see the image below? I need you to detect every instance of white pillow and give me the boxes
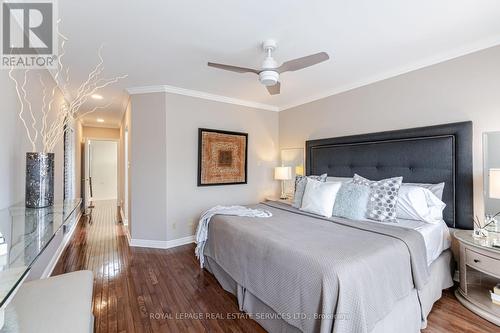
[300,179,342,217]
[292,174,327,208]
[403,182,445,200]
[396,185,446,223]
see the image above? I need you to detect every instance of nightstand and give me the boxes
[454,229,500,325]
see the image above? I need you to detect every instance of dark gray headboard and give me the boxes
[306,121,473,229]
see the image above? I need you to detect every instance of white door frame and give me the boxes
[84,137,120,204]
[123,128,129,226]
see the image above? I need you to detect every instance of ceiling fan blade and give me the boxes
[277,52,329,73]
[207,62,260,74]
[266,82,281,95]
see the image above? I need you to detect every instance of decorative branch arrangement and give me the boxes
[8,29,128,153]
[474,213,499,230]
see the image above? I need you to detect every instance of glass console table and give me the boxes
[0,199,81,327]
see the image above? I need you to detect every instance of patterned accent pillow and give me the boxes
[292,174,328,208]
[352,174,403,222]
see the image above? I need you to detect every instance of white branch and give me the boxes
[10,25,127,153]
[39,74,49,151]
[69,74,128,116]
[8,69,36,151]
[63,66,70,93]
[75,101,113,121]
[54,28,68,89]
[21,70,39,149]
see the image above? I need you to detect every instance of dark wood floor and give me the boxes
[52,201,500,333]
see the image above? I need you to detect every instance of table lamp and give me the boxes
[275,166,292,199]
[295,165,304,176]
[482,168,500,231]
[490,169,500,199]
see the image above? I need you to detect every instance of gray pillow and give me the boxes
[326,176,353,183]
[332,183,370,220]
[352,174,403,222]
[292,174,327,208]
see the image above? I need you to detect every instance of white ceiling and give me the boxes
[58,0,500,127]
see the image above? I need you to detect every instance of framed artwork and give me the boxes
[198,128,248,186]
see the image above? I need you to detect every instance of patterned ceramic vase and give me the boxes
[25,152,54,208]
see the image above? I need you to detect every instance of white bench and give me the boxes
[2,271,94,333]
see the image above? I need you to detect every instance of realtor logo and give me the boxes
[1,0,57,68]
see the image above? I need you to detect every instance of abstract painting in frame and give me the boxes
[198,128,248,186]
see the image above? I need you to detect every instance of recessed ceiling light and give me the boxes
[91,94,104,100]
[97,118,105,123]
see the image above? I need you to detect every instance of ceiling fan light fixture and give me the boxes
[207,39,329,95]
[259,70,279,86]
[262,55,278,69]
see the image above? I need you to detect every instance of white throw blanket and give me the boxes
[195,205,272,268]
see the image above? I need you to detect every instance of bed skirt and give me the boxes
[204,249,454,333]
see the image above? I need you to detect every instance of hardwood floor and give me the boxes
[53,201,500,333]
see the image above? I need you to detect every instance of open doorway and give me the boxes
[85,139,118,205]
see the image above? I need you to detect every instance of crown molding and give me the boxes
[128,36,500,113]
[126,85,280,112]
[280,35,500,111]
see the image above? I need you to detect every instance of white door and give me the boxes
[89,140,118,201]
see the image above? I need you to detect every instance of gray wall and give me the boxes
[127,92,279,242]
[165,93,279,240]
[0,72,21,208]
[130,93,167,241]
[279,45,500,218]
[82,126,120,140]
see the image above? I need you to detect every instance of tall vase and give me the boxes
[25,152,55,208]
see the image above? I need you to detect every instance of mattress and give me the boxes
[370,218,451,266]
[278,199,451,266]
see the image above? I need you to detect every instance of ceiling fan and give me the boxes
[207,39,329,95]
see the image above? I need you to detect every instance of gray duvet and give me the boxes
[203,201,431,333]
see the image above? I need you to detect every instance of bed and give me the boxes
[202,121,474,333]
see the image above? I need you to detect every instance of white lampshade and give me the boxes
[274,166,292,180]
[490,169,500,199]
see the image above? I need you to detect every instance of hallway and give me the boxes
[52,201,498,333]
[51,201,264,333]
[52,200,136,332]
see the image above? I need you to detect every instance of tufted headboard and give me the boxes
[305,121,473,229]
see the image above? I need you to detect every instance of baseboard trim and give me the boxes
[129,235,195,249]
[166,235,196,249]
